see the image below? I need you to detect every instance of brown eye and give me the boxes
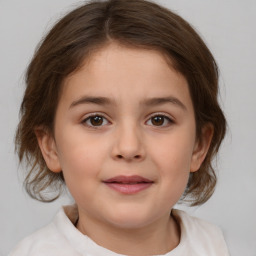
[83,115,109,127]
[151,116,165,126]
[90,116,103,126]
[146,115,173,127]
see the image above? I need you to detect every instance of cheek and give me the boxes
[61,147,102,173]
[57,142,104,201]
[56,130,107,180]
[149,143,191,208]
[150,132,195,173]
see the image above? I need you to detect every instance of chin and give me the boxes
[104,207,158,230]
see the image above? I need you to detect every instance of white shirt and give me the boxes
[9,205,230,256]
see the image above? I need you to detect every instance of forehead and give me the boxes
[66,44,177,81]
[61,43,192,110]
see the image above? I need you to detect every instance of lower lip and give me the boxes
[104,182,153,194]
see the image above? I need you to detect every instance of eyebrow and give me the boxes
[70,95,186,111]
[70,96,112,108]
[142,96,187,110]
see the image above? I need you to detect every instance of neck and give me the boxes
[76,211,180,255]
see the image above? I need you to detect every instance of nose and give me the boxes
[111,122,145,162]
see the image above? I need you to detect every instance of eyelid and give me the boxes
[81,112,111,128]
[80,112,174,128]
[145,112,175,126]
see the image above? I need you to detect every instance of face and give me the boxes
[38,43,211,230]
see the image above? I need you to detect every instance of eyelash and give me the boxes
[81,113,110,128]
[146,113,174,127]
[81,113,174,128]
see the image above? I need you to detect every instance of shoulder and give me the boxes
[173,209,224,237]
[8,206,80,256]
[172,209,230,256]
[9,223,59,256]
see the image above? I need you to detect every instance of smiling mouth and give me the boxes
[103,175,154,194]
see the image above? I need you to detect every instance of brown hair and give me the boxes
[15,0,226,205]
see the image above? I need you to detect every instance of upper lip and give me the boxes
[103,175,154,184]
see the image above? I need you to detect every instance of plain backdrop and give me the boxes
[1,0,256,255]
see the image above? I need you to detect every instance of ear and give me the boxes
[35,128,62,173]
[190,123,214,173]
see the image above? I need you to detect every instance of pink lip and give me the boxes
[103,175,154,194]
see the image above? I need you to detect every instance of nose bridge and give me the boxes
[112,118,145,161]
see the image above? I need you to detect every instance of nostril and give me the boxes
[116,154,141,160]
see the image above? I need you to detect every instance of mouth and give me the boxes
[103,175,154,194]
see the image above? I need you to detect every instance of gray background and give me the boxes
[1,0,256,255]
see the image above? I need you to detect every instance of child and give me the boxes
[10,0,229,255]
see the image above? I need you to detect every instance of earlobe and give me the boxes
[190,124,214,173]
[35,128,62,173]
